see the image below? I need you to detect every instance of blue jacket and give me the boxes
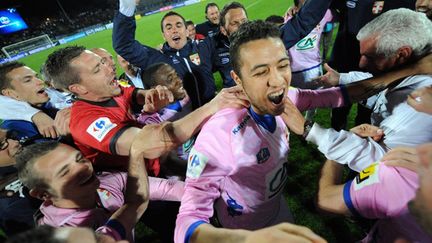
[198,0,334,88]
[113,12,216,109]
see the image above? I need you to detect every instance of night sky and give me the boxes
[0,0,116,19]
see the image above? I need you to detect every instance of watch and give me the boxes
[302,120,314,139]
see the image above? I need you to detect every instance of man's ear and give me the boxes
[396,46,413,65]
[1,88,19,100]
[230,70,242,86]
[68,83,86,96]
[29,188,52,202]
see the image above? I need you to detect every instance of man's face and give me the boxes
[416,0,432,20]
[358,36,400,73]
[162,15,188,50]
[221,8,248,37]
[156,64,186,100]
[233,37,291,116]
[409,143,432,235]
[92,48,116,74]
[206,6,220,25]
[2,66,49,107]
[187,24,196,40]
[0,130,20,167]
[70,50,120,101]
[33,144,99,202]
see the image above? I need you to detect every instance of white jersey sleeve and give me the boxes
[0,95,40,122]
[306,123,386,172]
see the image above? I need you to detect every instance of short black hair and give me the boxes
[44,46,86,91]
[220,2,247,27]
[185,20,194,27]
[229,20,281,78]
[0,61,25,91]
[6,225,62,243]
[15,141,60,192]
[265,15,285,26]
[205,2,219,14]
[160,11,186,32]
[141,62,170,88]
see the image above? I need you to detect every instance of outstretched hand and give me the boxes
[350,124,384,142]
[312,63,340,88]
[381,147,419,172]
[143,85,174,113]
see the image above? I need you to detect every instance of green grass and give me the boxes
[14,0,363,242]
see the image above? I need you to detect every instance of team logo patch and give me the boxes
[97,188,112,201]
[186,147,208,179]
[0,16,10,25]
[86,117,117,142]
[353,163,380,191]
[346,0,357,8]
[256,148,270,164]
[221,57,230,65]
[171,57,180,64]
[372,1,384,14]
[189,53,201,66]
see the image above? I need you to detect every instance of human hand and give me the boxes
[350,124,384,142]
[206,86,249,114]
[32,111,58,138]
[284,6,299,20]
[313,63,340,88]
[280,97,305,135]
[143,85,174,113]
[244,223,326,243]
[54,108,71,136]
[381,147,419,172]
[407,86,432,115]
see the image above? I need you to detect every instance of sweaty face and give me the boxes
[206,6,220,25]
[187,24,196,40]
[358,36,398,74]
[3,66,49,107]
[71,50,120,101]
[162,15,188,50]
[33,144,99,202]
[416,0,432,20]
[0,129,20,167]
[234,38,291,116]
[221,8,248,37]
[409,143,432,235]
[155,64,186,100]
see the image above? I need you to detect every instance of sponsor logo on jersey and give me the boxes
[86,117,117,142]
[0,16,10,25]
[295,34,318,51]
[182,136,196,155]
[117,79,131,88]
[218,52,230,57]
[265,162,289,199]
[256,148,270,164]
[232,115,251,135]
[189,53,201,66]
[186,147,208,179]
[226,194,243,217]
[97,188,112,201]
[372,1,384,14]
[346,0,357,8]
[221,57,230,65]
[354,163,380,191]
[171,56,180,64]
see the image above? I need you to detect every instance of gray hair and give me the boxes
[357,8,432,58]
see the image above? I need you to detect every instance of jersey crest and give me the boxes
[86,117,117,142]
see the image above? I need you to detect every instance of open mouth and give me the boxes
[109,78,118,87]
[268,89,285,105]
[172,36,181,44]
[36,88,46,95]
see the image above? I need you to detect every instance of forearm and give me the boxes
[191,224,249,243]
[345,65,420,103]
[317,160,348,215]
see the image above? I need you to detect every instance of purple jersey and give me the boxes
[175,87,346,243]
[38,172,184,229]
[344,163,432,242]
